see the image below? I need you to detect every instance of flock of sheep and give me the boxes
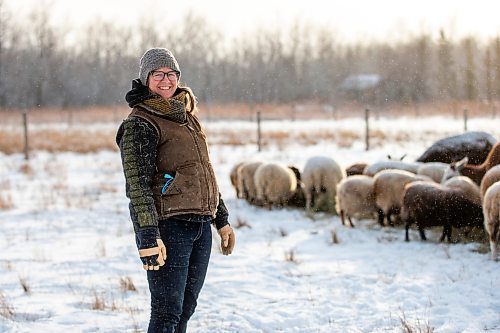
[229,131,500,260]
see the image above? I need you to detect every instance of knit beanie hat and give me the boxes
[139,48,181,86]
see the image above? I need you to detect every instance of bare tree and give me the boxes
[462,37,479,101]
[29,2,58,107]
[485,48,493,103]
[413,34,431,103]
[0,0,5,106]
[495,37,500,101]
[437,29,457,101]
[1,9,498,109]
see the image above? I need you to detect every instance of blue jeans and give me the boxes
[147,217,212,333]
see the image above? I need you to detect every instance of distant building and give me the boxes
[340,74,383,104]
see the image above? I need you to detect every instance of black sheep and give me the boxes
[416,131,496,165]
[401,181,484,242]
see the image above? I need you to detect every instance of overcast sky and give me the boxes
[5,0,500,43]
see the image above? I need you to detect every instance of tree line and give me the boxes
[1,1,500,109]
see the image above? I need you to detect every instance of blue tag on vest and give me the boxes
[161,173,174,194]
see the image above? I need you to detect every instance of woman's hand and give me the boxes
[138,239,167,270]
[218,225,235,255]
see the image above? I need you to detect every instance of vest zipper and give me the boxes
[184,120,214,210]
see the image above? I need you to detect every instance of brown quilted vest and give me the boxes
[129,106,219,219]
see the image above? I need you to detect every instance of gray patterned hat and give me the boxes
[139,48,181,86]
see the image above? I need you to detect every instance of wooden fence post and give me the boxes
[257,111,262,152]
[463,109,468,132]
[22,109,29,160]
[365,108,370,151]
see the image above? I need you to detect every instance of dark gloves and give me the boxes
[213,194,229,230]
[136,228,167,270]
[125,79,156,108]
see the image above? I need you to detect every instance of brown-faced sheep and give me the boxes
[401,181,484,242]
[302,156,345,212]
[336,175,380,227]
[346,163,368,176]
[442,141,500,185]
[254,162,297,207]
[483,181,500,260]
[480,165,500,199]
[416,131,496,164]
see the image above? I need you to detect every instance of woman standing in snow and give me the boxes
[116,47,235,333]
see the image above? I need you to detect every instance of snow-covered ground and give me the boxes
[0,117,499,332]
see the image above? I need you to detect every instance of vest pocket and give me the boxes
[154,163,204,216]
[159,175,181,196]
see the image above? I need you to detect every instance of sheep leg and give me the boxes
[489,222,499,260]
[387,207,401,226]
[405,220,412,242]
[439,226,448,242]
[418,226,427,241]
[447,226,453,243]
[491,241,498,261]
[386,210,394,227]
[242,179,249,200]
[377,209,385,227]
[392,207,401,225]
[440,225,452,243]
[340,210,346,226]
[305,187,312,211]
[347,216,355,228]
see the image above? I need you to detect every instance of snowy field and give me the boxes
[0,116,499,332]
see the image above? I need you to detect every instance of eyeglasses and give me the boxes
[150,70,179,81]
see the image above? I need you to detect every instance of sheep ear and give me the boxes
[454,156,468,171]
[288,165,301,181]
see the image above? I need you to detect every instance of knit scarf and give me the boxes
[140,88,197,124]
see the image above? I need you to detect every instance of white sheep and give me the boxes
[363,160,422,177]
[335,175,379,227]
[443,176,481,206]
[416,162,449,183]
[237,160,264,204]
[483,181,500,260]
[480,165,500,199]
[230,161,246,198]
[302,156,345,212]
[373,169,431,226]
[253,162,297,207]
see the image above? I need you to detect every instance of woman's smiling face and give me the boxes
[147,67,179,99]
